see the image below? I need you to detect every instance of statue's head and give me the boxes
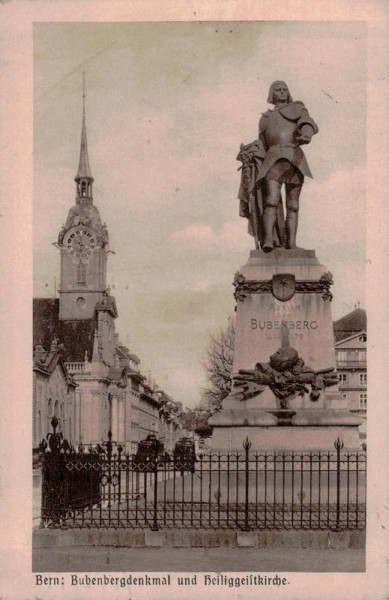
[269,346,299,371]
[267,81,293,105]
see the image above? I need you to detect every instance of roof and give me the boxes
[333,308,367,342]
[334,330,367,348]
[75,100,93,181]
[140,391,160,408]
[33,344,77,387]
[33,298,97,362]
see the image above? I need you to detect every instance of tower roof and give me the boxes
[75,75,93,182]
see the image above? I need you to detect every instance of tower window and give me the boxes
[77,262,86,286]
[82,182,87,197]
[76,296,86,309]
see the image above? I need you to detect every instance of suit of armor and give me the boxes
[238,82,318,251]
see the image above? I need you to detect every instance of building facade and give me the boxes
[333,308,367,442]
[33,339,77,449]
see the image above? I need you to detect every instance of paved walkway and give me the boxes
[33,546,365,573]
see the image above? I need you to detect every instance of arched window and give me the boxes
[77,263,86,286]
[54,400,59,417]
[47,398,53,418]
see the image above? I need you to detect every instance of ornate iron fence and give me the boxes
[40,420,366,532]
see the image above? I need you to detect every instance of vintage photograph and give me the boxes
[32,20,367,573]
[0,4,388,599]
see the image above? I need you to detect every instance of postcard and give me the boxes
[0,2,388,599]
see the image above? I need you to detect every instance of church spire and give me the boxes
[75,73,94,199]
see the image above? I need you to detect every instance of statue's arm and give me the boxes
[296,107,319,144]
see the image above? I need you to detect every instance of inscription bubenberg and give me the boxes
[249,302,318,340]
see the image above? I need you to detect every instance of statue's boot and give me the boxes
[286,212,298,249]
[262,206,277,252]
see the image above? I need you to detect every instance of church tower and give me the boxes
[58,78,110,321]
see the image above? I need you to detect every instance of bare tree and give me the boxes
[181,407,213,437]
[201,317,235,413]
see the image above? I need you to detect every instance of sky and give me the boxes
[33,21,367,408]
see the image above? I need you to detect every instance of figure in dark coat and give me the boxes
[238,81,318,251]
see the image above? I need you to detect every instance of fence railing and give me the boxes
[40,419,366,532]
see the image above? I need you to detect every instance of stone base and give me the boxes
[250,247,316,260]
[232,250,336,372]
[209,409,278,427]
[210,422,362,451]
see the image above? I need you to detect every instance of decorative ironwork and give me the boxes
[40,431,366,533]
[40,418,101,526]
[233,271,334,303]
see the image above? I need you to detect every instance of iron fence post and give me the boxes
[334,437,344,531]
[242,437,252,531]
[151,460,159,531]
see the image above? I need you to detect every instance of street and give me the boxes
[33,546,365,573]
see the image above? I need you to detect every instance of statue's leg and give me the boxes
[285,184,302,249]
[263,180,282,252]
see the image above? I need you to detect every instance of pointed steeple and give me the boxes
[75,73,94,199]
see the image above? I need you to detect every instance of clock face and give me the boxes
[65,228,96,259]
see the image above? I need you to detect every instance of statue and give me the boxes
[58,224,66,245]
[237,81,318,252]
[229,345,338,409]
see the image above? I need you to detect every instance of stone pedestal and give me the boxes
[233,248,335,371]
[209,249,362,451]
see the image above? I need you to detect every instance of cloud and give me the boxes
[300,165,366,254]
[173,219,247,250]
